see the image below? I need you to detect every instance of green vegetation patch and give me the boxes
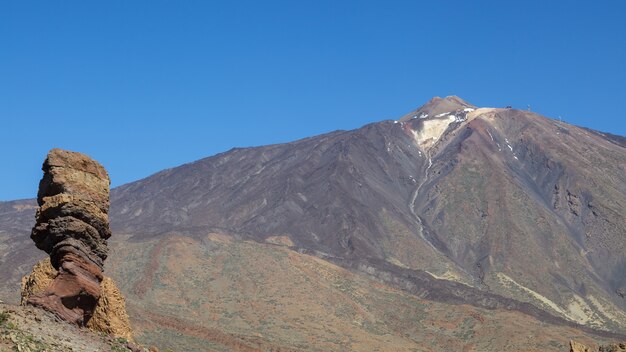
[0,311,9,325]
[0,324,51,352]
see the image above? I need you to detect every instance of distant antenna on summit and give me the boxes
[556,115,569,134]
[527,104,531,111]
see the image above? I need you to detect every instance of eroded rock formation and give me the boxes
[26,149,111,325]
[21,258,133,340]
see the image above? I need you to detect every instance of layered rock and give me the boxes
[26,149,111,325]
[21,258,133,340]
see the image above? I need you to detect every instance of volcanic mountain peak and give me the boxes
[398,96,484,151]
[399,95,477,122]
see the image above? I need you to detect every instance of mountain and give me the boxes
[1,96,625,351]
[0,200,42,302]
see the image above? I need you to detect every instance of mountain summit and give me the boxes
[399,95,476,121]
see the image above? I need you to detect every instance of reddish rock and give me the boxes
[27,149,111,326]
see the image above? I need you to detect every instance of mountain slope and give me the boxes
[0,200,42,302]
[107,97,626,333]
[417,106,626,332]
[106,233,616,351]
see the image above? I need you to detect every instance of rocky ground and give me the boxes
[570,339,626,352]
[0,303,152,352]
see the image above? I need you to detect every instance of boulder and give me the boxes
[570,340,592,352]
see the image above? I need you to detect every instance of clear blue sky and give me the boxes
[1,1,625,201]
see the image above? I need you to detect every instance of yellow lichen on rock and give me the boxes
[569,340,591,352]
[20,258,56,305]
[21,258,133,341]
[87,276,134,341]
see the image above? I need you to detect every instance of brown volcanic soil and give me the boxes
[107,233,612,351]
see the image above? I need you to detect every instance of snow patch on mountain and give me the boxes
[411,115,456,150]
